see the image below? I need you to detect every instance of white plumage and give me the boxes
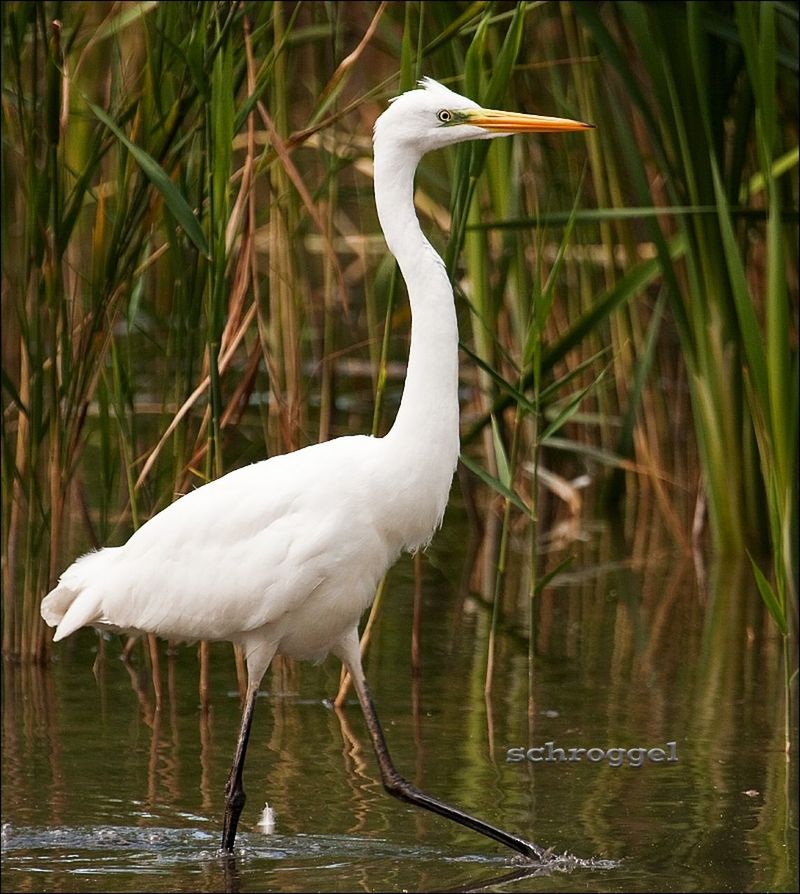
[41,77,591,859]
[42,433,450,657]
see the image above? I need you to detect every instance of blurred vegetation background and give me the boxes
[1,0,797,714]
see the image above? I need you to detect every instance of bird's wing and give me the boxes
[45,436,388,644]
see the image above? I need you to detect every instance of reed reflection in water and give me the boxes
[2,504,796,893]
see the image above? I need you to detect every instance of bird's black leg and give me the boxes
[221,682,259,853]
[347,662,546,862]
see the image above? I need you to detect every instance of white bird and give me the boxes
[41,77,592,859]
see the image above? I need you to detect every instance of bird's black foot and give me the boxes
[221,779,246,852]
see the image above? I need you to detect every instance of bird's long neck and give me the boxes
[373,140,460,482]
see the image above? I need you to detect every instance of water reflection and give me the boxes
[2,516,797,892]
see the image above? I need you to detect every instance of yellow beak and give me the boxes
[465,108,594,133]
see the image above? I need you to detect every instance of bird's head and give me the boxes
[373,77,593,157]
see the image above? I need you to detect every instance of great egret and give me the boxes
[41,77,592,859]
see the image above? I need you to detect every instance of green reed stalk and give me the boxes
[4,0,794,679]
[206,9,235,480]
[574,1,797,631]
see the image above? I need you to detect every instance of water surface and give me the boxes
[2,507,797,892]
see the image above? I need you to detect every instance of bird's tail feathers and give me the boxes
[41,548,118,641]
[42,587,102,641]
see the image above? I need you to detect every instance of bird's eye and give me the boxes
[436,109,452,124]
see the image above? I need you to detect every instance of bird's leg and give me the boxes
[343,650,547,862]
[221,681,259,853]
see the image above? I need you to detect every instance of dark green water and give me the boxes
[2,505,797,892]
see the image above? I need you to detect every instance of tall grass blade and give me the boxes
[87,102,209,257]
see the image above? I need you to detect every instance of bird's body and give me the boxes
[43,430,454,662]
[42,77,591,859]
